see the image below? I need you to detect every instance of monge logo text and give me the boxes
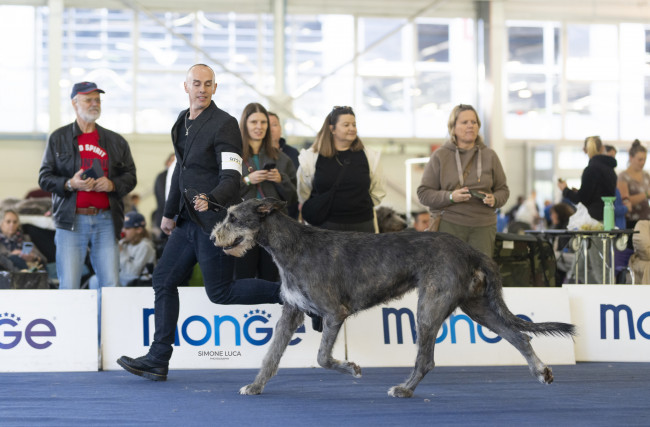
[0,312,57,350]
[600,304,650,340]
[141,308,305,347]
[382,307,532,344]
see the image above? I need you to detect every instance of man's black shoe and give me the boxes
[117,355,168,381]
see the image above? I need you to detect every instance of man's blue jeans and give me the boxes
[54,211,119,289]
[147,219,281,364]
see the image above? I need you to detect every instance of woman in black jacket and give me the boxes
[557,136,617,283]
[558,135,617,222]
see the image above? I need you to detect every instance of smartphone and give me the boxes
[469,190,486,200]
[262,162,276,170]
[21,241,33,255]
[81,159,104,180]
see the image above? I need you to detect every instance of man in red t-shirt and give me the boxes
[38,82,137,291]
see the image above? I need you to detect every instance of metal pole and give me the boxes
[609,236,615,284]
[583,237,588,284]
[602,236,607,284]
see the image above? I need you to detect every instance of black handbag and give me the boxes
[301,160,348,226]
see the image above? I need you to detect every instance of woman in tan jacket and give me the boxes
[417,104,510,257]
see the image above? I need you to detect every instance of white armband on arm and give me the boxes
[221,152,243,175]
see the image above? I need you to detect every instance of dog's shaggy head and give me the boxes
[211,198,285,257]
[376,206,407,233]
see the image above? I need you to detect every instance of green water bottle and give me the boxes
[602,196,616,231]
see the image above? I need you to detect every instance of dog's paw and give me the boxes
[239,383,263,395]
[387,386,413,398]
[346,361,362,378]
[539,366,553,384]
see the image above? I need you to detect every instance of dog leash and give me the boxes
[184,188,227,211]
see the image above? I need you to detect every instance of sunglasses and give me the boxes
[332,105,354,113]
[330,106,354,124]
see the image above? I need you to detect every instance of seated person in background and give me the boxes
[0,209,47,271]
[411,210,431,231]
[118,211,156,285]
[89,211,155,288]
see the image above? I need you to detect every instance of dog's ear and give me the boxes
[256,198,286,217]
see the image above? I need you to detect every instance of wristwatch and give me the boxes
[66,179,74,192]
[244,176,251,186]
[449,192,454,203]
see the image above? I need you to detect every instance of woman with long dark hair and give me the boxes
[297,106,385,232]
[236,102,297,281]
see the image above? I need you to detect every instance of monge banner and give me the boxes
[101,287,343,370]
[566,285,650,362]
[345,288,576,367]
[0,290,98,372]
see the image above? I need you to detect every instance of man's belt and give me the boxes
[75,207,107,215]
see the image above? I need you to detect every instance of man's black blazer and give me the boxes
[163,101,243,234]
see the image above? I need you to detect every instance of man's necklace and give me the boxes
[184,112,193,136]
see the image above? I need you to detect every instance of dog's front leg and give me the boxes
[240,305,304,395]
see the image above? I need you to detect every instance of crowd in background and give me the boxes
[2,73,650,291]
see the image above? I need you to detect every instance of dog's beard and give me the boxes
[222,238,254,257]
[211,227,255,257]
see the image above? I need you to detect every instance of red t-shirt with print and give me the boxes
[76,130,110,209]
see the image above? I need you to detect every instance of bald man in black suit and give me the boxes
[118,64,281,381]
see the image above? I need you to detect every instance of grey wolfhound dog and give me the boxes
[211,198,576,398]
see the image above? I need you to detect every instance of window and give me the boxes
[284,15,333,135]
[2,7,475,139]
[505,22,561,140]
[565,24,619,140]
[508,26,544,65]
[506,21,650,142]
[359,18,408,64]
[357,17,475,138]
[417,23,449,63]
[59,8,135,133]
[0,6,39,132]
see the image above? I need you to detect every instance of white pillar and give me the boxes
[271,0,292,114]
[488,0,505,158]
[48,0,63,131]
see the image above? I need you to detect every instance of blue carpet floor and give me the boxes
[0,363,647,426]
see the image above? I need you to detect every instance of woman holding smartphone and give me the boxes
[237,102,297,281]
[417,104,510,257]
[0,209,47,271]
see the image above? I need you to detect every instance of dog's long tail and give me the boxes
[481,259,576,338]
